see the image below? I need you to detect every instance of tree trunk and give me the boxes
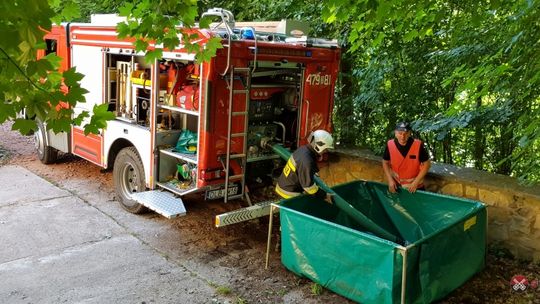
[443,132,453,164]
[496,127,514,175]
[442,83,456,164]
[336,52,355,146]
[473,97,485,170]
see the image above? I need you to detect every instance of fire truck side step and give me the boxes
[130,190,186,219]
[215,200,279,227]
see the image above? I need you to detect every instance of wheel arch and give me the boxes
[106,138,135,170]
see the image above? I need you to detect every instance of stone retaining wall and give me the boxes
[318,148,540,261]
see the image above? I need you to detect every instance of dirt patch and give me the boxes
[1,121,539,303]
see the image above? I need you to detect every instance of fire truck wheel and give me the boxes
[113,147,148,214]
[35,122,58,164]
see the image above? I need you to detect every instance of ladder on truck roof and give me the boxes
[202,8,258,76]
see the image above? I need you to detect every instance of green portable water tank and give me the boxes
[278,180,486,304]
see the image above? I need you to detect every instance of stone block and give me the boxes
[465,186,478,199]
[508,215,533,235]
[478,188,513,207]
[535,214,540,230]
[487,206,512,224]
[523,195,540,207]
[488,222,509,241]
[514,207,535,221]
[334,176,349,184]
[440,183,463,197]
[350,162,364,173]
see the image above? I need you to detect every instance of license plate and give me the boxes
[205,185,239,200]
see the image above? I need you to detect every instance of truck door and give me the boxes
[299,63,335,143]
[69,30,105,166]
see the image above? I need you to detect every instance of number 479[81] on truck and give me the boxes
[35,8,341,227]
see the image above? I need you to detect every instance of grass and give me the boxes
[310,283,323,296]
[216,285,232,295]
[234,297,248,304]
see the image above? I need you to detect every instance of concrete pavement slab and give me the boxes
[0,235,221,304]
[0,195,124,264]
[0,166,227,304]
[0,165,70,206]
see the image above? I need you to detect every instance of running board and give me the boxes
[130,190,186,219]
[215,200,279,227]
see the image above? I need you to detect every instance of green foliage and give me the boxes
[1,0,217,139]
[3,0,538,182]
[200,0,539,182]
[0,0,107,135]
[322,0,540,182]
[116,0,221,64]
[84,104,115,135]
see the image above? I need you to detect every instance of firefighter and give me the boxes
[382,121,431,193]
[275,130,334,204]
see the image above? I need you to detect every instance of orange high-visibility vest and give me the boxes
[387,139,423,187]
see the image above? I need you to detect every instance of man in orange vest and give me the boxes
[382,122,431,193]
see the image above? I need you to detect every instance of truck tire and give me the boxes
[113,147,148,214]
[35,122,58,164]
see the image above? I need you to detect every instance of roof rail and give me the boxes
[201,8,236,75]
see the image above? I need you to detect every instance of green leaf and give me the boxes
[134,39,149,52]
[0,101,16,123]
[59,1,80,22]
[63,68,84,87]
[403,30,418,42]
[198,16,212,29]
[44,53,62,69]
[73,111,89,126]
[373,32,385,47]
[12,118,37,135]
[65,87,88,106]
[46,71,63,87]
[376,1,391,21]
[84,124,99,135]
[84,104,114,135]
[144,49,163,64]
[47,118,71,133]
[118,3,134,17]
[26,61,37,76]
[116,22,130,38]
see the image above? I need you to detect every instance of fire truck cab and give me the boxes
[36,8,341,226]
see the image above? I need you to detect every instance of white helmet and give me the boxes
[308,130,334,154]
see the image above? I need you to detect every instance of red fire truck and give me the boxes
[35,8,340,226]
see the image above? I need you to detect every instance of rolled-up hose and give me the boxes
[270,143,401,244]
